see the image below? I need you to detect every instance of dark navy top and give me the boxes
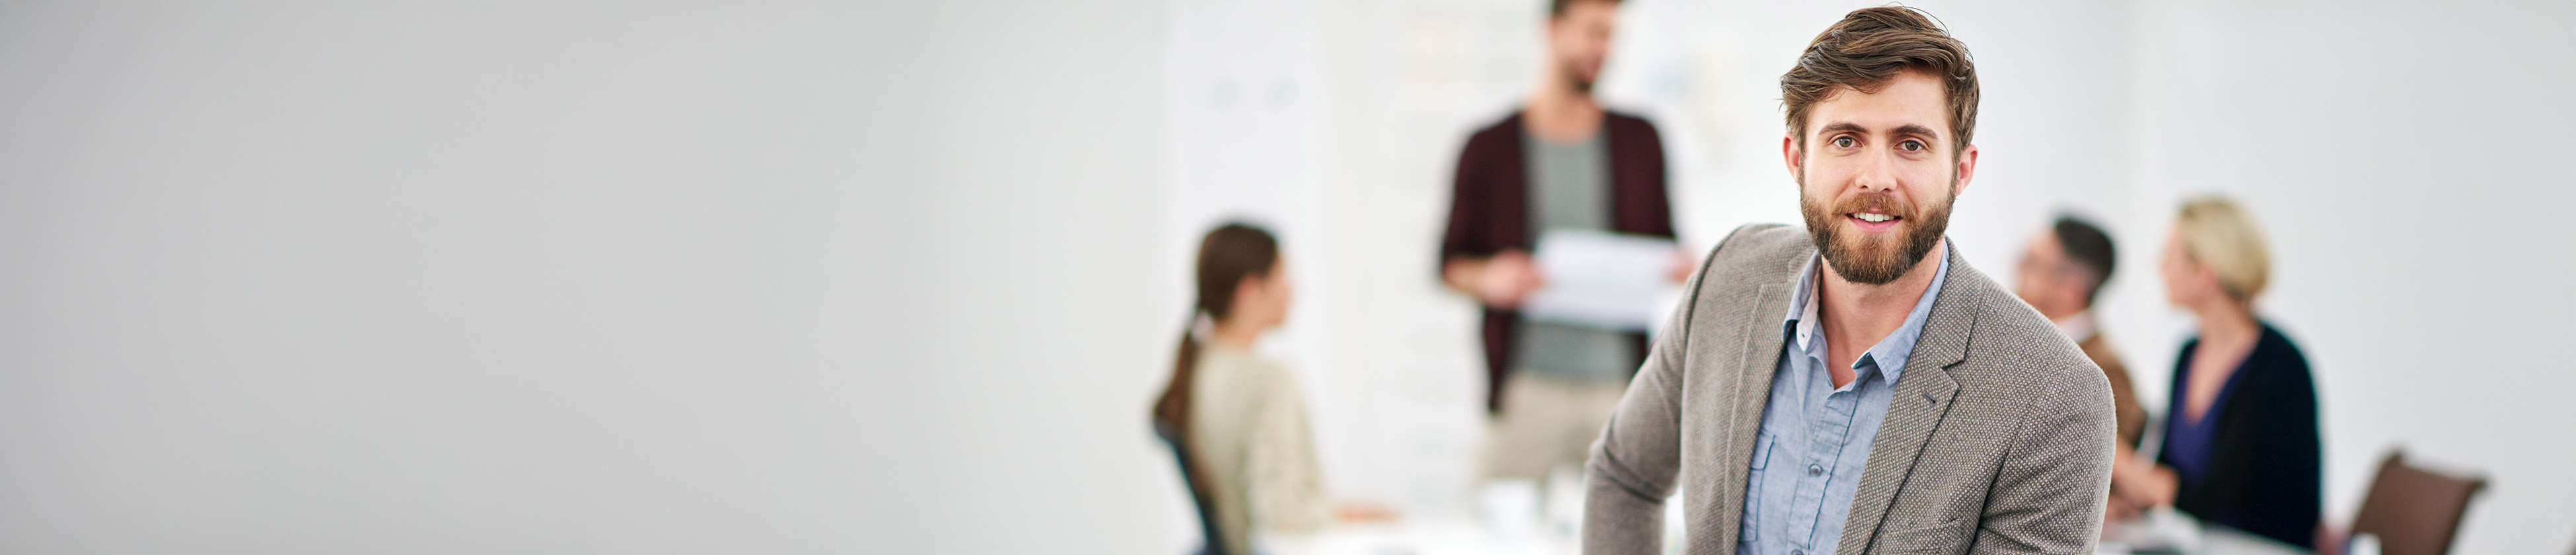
[2154,321,2322,549]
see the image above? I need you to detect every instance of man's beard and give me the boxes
[1799,174,1954,285]
[1562,61,1595,94]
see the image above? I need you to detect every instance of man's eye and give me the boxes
[1832,137,1855,148]
[1900,140,1925,151]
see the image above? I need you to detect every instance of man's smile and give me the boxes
[1848,210,1903,232]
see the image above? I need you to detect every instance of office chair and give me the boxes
[2346,449,2486,555]
[1154,420,1231,555]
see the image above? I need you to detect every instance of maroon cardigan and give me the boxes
[1439,110,1674,413]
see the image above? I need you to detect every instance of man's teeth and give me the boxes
[1853,213,1894,223]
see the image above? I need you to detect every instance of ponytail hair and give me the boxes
[1152,223,1281,442]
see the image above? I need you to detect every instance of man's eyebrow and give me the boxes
[1893,124,1941,139]
[1818,122,1939,137]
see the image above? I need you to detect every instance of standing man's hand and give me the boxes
[1472,250,1547,308]
[1444,250,1547,309]
[1668,248,1698,284]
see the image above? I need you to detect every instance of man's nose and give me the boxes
[1852,147,1898,192]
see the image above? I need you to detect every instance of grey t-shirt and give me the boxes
[1512,131,1635,383]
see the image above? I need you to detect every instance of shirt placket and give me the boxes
[1788,355,1862,553]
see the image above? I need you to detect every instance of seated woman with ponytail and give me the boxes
[1152,223,1382,555]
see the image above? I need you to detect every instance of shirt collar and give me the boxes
[1783,241,1952,387]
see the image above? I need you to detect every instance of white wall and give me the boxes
[0,1,1180,553]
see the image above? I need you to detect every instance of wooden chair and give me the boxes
[2345,449,2486,555]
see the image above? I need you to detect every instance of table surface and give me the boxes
[2099,508,2314,555]
[1269,509,2312,555]
[1270,516,1575,555]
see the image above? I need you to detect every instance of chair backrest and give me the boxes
[1154,420,1231,555]
[2347,449,2486,555]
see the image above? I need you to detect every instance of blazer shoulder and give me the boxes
[1603,110,1663,139]
[2238,324,2320,398]
[1678,224,1811,308]
[2254,324,2316,374]
[1708,223,1805,265]
[1464,112,1524,150]
[1946,262,2106,394]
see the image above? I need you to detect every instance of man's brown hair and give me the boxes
[1548,0,1620,18]
[1780,6,1978,154]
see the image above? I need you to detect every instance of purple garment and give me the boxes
[2160,339,2250,483]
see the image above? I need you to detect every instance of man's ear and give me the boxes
[1951,143,1980,197]
[1781,133,1803,184]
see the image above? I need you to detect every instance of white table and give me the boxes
[2098,508,2313,555]
[1277,508,2307,555]
[1271,517,1578,555]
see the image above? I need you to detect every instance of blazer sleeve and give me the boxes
[1617,115,1676,240]
[1581,225,1739,555]
[1439,128,1503,272]
[1972,363,2116,555]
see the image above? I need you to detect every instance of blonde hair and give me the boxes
[2174,195,2272,302]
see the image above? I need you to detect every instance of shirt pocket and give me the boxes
[1740,433,1775,544]
[1879,515,1973,555]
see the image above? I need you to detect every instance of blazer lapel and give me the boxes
[1712,281,1791,548]
[1833,248,1978,555]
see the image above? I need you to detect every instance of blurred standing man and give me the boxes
[1438,0,1677,482]
[1583,7,2115,555]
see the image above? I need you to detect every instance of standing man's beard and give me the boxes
[1563,61,1596,94]
[1799,174,1954,285]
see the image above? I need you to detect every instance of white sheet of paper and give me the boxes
[1519,229,1676,332]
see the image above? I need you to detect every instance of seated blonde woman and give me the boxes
[2109,196,2321,549]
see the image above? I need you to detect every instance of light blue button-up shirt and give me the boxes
[1737,244,1949,555]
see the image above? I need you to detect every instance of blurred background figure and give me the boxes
[1154,223,1388,555]
[2013,215,2151,520]
[2111,196,2323,549]
[2017,215,2146,447]
[1434,0,1679,484]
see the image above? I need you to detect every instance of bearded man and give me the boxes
[1438,0,1680,483]
[1581,7,2116,555]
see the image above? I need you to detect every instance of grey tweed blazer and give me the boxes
[1583,224,2116,555]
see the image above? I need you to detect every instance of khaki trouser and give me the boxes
[1479,373,1629,482]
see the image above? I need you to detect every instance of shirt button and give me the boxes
[1807,464,1824,476]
